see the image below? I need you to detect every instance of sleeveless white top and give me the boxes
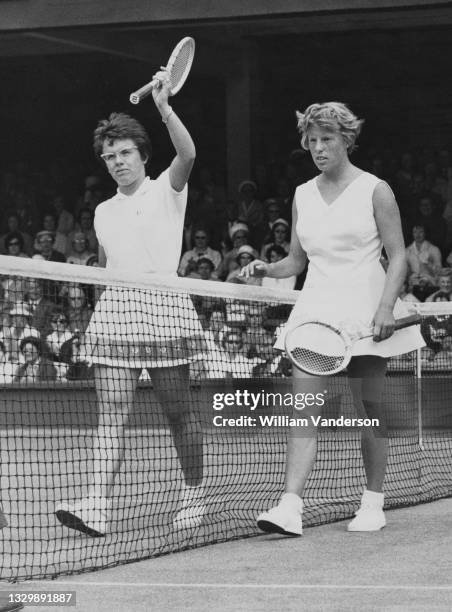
[274,172,425,357]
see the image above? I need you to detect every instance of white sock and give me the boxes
[181,482,205,504]
[361,489,384,508]
[280,493,303,511]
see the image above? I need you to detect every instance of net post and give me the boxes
[415,347,424,451]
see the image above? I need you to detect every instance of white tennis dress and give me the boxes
[84,170,205,369]
[274,172,425,357]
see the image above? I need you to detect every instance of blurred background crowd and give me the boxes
[1,143,452,382]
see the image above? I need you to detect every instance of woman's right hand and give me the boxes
[240,259,270,279]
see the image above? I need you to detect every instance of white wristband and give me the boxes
[162,107,174,124]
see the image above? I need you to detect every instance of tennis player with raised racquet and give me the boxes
[241,102,424,536]
[55,39,206,536]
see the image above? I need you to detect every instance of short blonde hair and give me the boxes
[296,102,364,153]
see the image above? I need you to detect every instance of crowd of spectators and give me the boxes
[1,146,452,382]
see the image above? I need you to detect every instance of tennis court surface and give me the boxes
[2,498,452,611]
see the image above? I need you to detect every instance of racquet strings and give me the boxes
[169,39,195,94]
[288,323,348,374]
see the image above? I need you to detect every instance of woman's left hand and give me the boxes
[372,306,395,342]
[151,67,171,108]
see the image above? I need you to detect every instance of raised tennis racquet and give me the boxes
[285,314,421,376]
[129,37,195,105]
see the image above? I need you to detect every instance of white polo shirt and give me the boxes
[94,169,187,274]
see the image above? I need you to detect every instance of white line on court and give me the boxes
[19,582,452,591]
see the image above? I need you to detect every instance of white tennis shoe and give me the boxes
[172,484,206,530]
[55,496,112,537]
[257,493,303,536]
[348,490,386,532]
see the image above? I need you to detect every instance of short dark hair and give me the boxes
[197,257,215,271]
[5,231,24,250]
[19,336,43,354]
[433,291,450,302]
[93,112,151,162]
[266,244,287,260]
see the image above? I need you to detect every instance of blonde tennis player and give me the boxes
[55,68,206,536]
[242,102,424,535]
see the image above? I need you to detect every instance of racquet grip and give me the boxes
[394,314,421,330]
[129,79,158,105]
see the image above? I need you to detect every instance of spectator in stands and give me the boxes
[256,198,282,245]
[421,313,452,352]
[209,329,263,379]
[37,211,67,256]
[23,278,57,337]
[235,180,264,230]
[203,308,227,351]
[13,190,38,235]
[398,279,420,304]
[406,225,442,298]
[260,219,291,259]
[66,232,95,265]
[4,232,30,259]
[425,270,452,302]
[261,244,297,290]
[64,284,93,333]
[186,257,217,281]
[74,176,104,216]
[51,194,74,237]
[433,335,452,368]
[413,194,448,255]
[4,304,40,363]
[226,245,262,286]
[1,277,28,314]
[60,334,94,380]
[0,212,33,255]
[178,228,222,277]
[275,177,294,222]
[420,345,436,368]
[67,207,98,255]
[432,292,450,302]
[13,336,57,383]
[32,231,65,303]
[45,308,73,361]
[32,231,66,263]
[0,338,15,384]
[218,222,258,280]
[251,331,292,378]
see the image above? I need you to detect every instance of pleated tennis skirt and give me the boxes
[83,287,207,369]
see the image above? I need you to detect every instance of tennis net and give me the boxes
[0,255,451,581]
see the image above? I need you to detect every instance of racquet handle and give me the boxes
[393,313,421,330]
[129,79,158,105]
[361,313,421,339]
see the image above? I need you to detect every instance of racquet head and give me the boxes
[285,321,352,376]
[166,36,195,95]
[129,37,195,104]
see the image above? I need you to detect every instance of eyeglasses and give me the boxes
[8,241,20,246]
[100,146,138,164]
[52,318,67,324]
[195,235,207,240]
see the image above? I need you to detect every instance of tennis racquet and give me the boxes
[285,314,421,376]
[129,37,195,105]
